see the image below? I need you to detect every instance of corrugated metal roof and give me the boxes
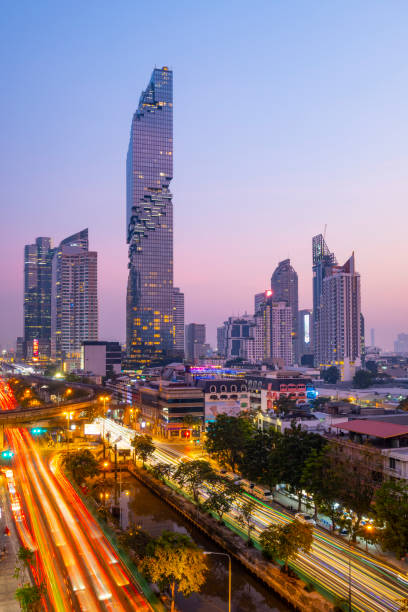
[334,419,408,439]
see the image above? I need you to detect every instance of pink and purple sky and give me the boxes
[1,1,407,350]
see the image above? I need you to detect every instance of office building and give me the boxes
[298,309,313,364]
[271,259,299,363]
[312,234,337,366]
[172,288,184,357]
[24,237,53,360]
[220,316,255,361]
[126,67,174,366]
[81,341,122,377]
[217,326,226,356]
[51,229,98,368]
[395,333,408,355]
[255,291,271,315]
[185,323,206,363]
[320,253,361,380]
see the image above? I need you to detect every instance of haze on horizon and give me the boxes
[1,1,407,351]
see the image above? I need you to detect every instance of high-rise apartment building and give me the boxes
[260,297,293,366]
[24,237,53,360]
[126,67,174,366]
[185,323,206,363]
[395,333,408,355]
[172,288,184,357]
[312,234,337,366]
[319,253,361,379]
[271,259,299,363]
[217,326,226,356]
[51,229,98,367]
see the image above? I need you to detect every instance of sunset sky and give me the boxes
[1,1,407,349]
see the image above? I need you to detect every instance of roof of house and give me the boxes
[334,419,408,439]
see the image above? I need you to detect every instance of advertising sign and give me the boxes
[205,400,242,422]
[84,423,100,435]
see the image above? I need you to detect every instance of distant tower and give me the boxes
[259,294,293,366]
[172,288,185,358]
[51,229,98,366]
[24,237,53,360]
[271,259,298,363]
[185,324,206,364]
[312,234,337,367]
[298,309,313,363]
[370,328,375,347]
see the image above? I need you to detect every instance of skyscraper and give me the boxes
[51,229,98,367]
[126,67,174,366]
[271,259,298,363]
[312,234,337,366]
[320,253,361,380]
[172,288,184,358]
[185,324,206,363]
[24,237,53,360]
[260,296,293,366]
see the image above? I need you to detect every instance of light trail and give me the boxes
[100,417,408,612]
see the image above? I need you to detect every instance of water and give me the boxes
[116,476,290,612]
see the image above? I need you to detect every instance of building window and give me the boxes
[209,394,218,400]
[389,457,396,470]
[210,385,216,393]
[231,385,237,392]
[241,385,247,391]
[221,385,226,392]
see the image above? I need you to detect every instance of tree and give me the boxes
[62,449,99,485]
[374,480,408,558]
[173,460,217,504]
[140,531,208,612]
[365,361,378,375]
[205,414,255,473]
[398,598,408,612]
[203,477,240,522]
[302,446,344,528]
[260,519,313,572]
[236,499,257,544]
[15,584,45,612]
[131,434,155,467]
[274,396,297,416]
[322,366,340,385]
[151,462,174,482]
[353,369,373,389]
[275,424,325,510]
[241,429,281,494]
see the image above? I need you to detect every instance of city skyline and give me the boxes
[1,2,408,350]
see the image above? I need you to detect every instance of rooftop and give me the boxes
[334,419,408,439]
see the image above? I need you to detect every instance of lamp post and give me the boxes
[64,412,73,447]
[99,395,110,458]
[203,551,231,612]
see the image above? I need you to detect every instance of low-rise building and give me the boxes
[246,374,313,412]
[81,341,122,377]
[196,379,249,423]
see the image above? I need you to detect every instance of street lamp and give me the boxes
[364,524,373,552]
[203,551,231,612]
[63,412,73,446]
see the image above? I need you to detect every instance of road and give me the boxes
[100,417,408,612]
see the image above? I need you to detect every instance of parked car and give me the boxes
[294,512,316,526]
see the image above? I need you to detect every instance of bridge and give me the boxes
[0,399,97,449]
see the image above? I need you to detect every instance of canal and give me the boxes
[115,475,291,612]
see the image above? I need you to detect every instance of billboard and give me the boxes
[84,423,101,435]
[33,339,39,357]
[205,400,242,421]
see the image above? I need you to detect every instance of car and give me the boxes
[295,513,316,526]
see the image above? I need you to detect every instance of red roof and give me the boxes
[334,420,408,439]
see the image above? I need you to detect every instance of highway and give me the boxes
[99,417,408,612]
[0,380,150,611]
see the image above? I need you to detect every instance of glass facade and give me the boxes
[24,237,53,358]
[126,67,174,365]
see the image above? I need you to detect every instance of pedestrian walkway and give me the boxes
[0,476,22,611]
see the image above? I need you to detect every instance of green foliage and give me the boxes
[321,366,340,384]
[275,424,325,510]
[15,583,45,611]
[241,429,281,491]
[374,480,408,558]
[302,446,344,528]
[62,449,99,485]
[205,414,255,473]
[131,434,155,466]
[173,460,216,504]
[140,531,208,612]
[236,498,257,543]
[274,396,297,415]
[260,519,313,571]
[150,462,174,482]
[203,477,240,521]
[119,527,152,560]
[353,369,373,388]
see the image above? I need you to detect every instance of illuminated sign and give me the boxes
[304,314,310,344]
[84,423,100,435]
[33,339,39,357]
